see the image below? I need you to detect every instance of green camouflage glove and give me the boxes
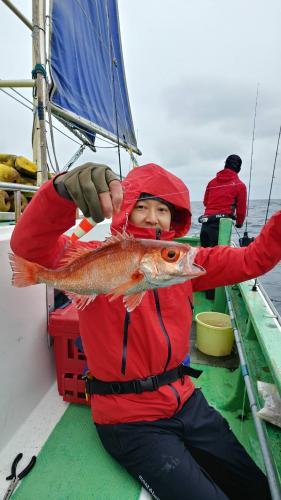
[54,163,120,222]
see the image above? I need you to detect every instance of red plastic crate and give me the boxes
[48,303,90,406]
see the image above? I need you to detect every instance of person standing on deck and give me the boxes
[10,162,281,500]
[199,154,247,299]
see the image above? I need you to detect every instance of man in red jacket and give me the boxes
[10,162,280,500]
[200,154,247,241]
[200,154,247,298]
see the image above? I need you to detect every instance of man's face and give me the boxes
[129,198,171,231]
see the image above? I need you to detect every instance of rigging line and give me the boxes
[2,80,117,154]
[46,140,57,174]
[54,115,95,140]
[264,124,281,224]
[233,224,242,240]
[48,103,120,148]
[45,119,82,146]
[252,123,281,292]
[62,144,85,172]
[46,99,60,172]
[124,185,191,198]
[0,87,33,112]
[107,3,122,180]
[0,86,85,146]
[112,58,122,179]
[10,87,33,106]
[95,135,118,146]
[245,83,259,233]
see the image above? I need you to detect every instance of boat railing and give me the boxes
[0,182,87,224]
[257,280,281,326]
[0,181,38,222]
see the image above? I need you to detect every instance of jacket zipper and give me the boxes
[153,289,172,371]
[121,311,130,375]
[155,227,172,370]
[155,227,180,409]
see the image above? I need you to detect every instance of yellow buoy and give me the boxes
[0,190,11,212]
[0,154,16,167]
[0,163,20,183]
[195,312,234,356]
[9,192,28,212]
[15,156,37,178]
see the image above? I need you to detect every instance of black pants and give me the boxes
[96,389,270,500]
[200,220,220,248]
[200,220,221,299]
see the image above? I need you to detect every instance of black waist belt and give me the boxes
[198,214,235,224]
[85,364,202,396]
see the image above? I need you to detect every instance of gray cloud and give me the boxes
[1,0,281,201]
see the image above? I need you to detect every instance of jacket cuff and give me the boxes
[53,175,72,200]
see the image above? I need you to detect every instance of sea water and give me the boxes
[189,199,281,315]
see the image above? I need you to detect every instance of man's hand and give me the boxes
[54,163,123,223]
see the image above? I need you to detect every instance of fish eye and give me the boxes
[161,247,180,262]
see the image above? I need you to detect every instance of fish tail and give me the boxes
[9,253,42,287]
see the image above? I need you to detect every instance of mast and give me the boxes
[0,1,49,185]
[32,0,48,185]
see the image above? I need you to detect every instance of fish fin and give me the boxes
[107,270,145,301]
[58,241,100,268]
[123,291,146,312]
[66,292,97,310]
[9,253,41,287]
[102,231,134,247]
[60,232,133,268]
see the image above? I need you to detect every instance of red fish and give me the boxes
[9,233,205,312]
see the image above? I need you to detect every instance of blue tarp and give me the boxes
[49,0,138,150]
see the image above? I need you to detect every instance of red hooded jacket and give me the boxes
[203,168,247,226]
[10,163,281,424]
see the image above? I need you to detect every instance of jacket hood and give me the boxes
[216,169,239,183]
[111,163,191,238]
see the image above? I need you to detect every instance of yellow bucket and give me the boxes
[195,312,234,356]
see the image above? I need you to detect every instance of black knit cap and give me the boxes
[137,192,175,213]
[225,154,242,173]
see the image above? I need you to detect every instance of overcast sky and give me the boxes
[0,0,281,201]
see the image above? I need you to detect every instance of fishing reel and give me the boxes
[239,231,255,247]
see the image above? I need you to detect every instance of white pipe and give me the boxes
[0,80,35,88]
[0,182,38,193]
[1,0,32,30]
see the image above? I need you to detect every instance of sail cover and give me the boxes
[49,0,139,152]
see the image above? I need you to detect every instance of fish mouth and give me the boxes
[182,262,206,277]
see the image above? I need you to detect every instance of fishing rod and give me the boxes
[264,124,281,224]
[251,123,281,291]
[239,84,259,248]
